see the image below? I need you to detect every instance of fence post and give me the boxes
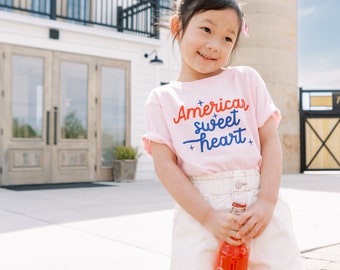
[117,6,123,32]
[299,87,305,173]
[50,0,56,20]
[153,0,160,39]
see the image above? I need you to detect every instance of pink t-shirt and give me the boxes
[142,66,281,176]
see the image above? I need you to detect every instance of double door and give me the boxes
[0,45,130,185]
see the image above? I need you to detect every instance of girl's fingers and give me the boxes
[236,218,254,238]
[226,235,243,246]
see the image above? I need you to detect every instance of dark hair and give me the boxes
[173,0,244,45]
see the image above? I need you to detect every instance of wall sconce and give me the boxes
[144,49,164,65]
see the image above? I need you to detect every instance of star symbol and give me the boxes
[189,145,194,151]
[248,139,254,145]
[197,100,204,107]
[213,113,218,118]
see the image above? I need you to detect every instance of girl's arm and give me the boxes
[236,115,282,241]
[151,141,241,245]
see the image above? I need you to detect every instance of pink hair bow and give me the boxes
[241,18,249,37]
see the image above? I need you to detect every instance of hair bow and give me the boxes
[241,18,249,37]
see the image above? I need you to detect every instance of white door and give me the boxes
[2,46,53,185]
[1,46,96,185]
[51,51,96,183]
[1,45,130,185]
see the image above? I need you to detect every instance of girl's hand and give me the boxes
[235,198,276,242]
[203,209,243,246]
[234,116,281,243]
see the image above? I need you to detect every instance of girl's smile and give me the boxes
[197,51,218,61]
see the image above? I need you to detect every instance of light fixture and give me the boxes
[144,49,164,65]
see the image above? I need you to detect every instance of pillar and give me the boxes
[233,0,299,173]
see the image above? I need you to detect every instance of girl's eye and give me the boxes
[224,37,233,43]
[201,27,211,34]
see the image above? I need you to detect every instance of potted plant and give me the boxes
[112,145,139,182]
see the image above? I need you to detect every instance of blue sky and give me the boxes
[298,0,340,89]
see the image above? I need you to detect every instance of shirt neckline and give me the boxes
[169,67,231,89]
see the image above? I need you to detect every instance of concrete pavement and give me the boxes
[0,173,339,269]
[281,173,340,270]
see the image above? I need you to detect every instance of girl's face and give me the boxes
[172,9,240,82]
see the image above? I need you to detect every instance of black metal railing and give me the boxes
[0,0,172,39]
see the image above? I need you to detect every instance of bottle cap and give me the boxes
[232,201,246,208]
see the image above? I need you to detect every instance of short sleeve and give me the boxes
[141,96,175,157]
[252,69,281,128]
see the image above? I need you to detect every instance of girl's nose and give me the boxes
[206,39,220,52]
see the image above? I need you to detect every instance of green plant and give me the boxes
[61,110,87,139]
[114,145,139,160]
[12,118,39,138]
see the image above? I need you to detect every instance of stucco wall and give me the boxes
[233,0,299,173]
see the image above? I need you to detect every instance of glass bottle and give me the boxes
[214,201,249,270]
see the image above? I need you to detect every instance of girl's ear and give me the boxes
[170,15,181,40]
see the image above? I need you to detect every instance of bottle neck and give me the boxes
[232,201,246,215]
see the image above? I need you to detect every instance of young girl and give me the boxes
[142,0,304,269]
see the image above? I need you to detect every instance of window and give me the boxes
[0,0,13,11]
[32,0,50,15]
[67,0,90,22]
[100,67,126,166]
[60,61,88,139]
[12,55,44,138]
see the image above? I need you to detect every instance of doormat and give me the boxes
[3,182,116,191]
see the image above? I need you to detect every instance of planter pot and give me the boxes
[112,159,137,182]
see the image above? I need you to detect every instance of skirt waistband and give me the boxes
[189,169,260,196]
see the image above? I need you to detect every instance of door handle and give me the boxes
[46,111,50,145]
[54,107,58,145]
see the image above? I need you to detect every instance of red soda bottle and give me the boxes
[214,202,249,270]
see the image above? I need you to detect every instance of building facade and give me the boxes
[0,0,177,186]
[0,0,301,186]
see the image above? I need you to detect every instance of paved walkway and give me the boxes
[0,173,339,269]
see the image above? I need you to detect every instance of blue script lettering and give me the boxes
[183,127,247,152]
[194,109,240,134]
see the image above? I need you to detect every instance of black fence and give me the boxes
[0,0,172,39]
